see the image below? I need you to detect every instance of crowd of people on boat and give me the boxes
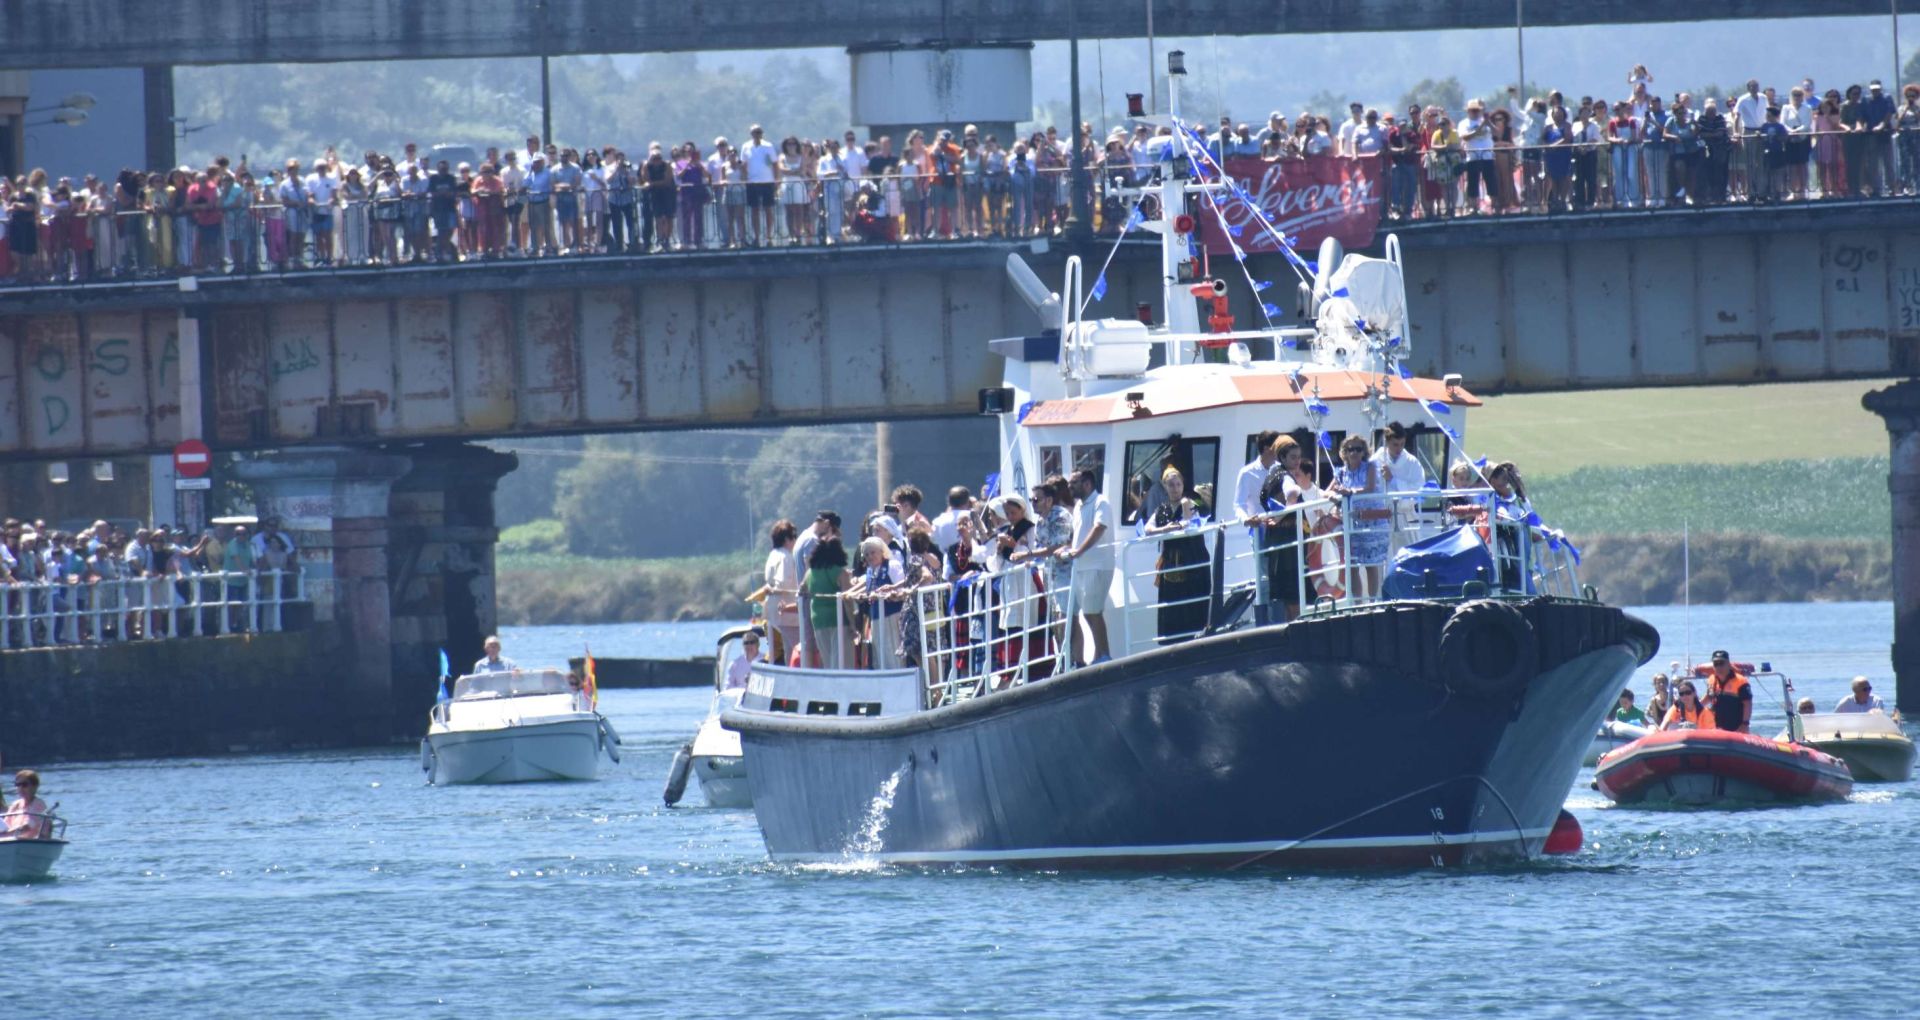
[0,515,298,648]
[5,64,1917,283]
[734,425,1536,684]
[1607,655,1901,735]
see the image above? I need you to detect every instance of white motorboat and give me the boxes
[0,810,67,882]
[1786,711,1916,783]
[1584,719,1651,767]
[421,668,621,785]
[665,626,755,808]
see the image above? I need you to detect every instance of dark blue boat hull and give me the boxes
[727,600,1657,868]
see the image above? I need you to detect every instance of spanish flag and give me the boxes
[583,647,599,709]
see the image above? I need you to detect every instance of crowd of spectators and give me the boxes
[0,515,298,648]
[2,65,1914,283]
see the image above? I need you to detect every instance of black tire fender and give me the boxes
[1437,600,1537,700]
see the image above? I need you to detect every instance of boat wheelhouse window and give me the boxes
[1071,444,1106,488]
[1039,446,1064,479]
[1406,425,1452,484]
[452,670,570,699]
[1121,437,1220,525]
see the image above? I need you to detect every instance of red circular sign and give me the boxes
[173,439,212,479]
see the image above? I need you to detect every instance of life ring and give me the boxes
[1437,600,1538,700]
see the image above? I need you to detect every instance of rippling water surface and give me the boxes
[10,603,1917,1019]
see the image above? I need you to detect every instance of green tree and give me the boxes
[741,426,876,547]
[1399,77,1466,116]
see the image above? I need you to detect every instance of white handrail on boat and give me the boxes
[775,488,1584,710]
[0,810,67,841]
[0,569,307,651]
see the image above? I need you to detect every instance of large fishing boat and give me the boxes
[723,59,1658,867]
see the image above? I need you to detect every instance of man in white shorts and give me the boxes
[1059,468,1113,666]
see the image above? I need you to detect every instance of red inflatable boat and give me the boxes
[1594,728,1853,806]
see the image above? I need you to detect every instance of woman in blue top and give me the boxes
[1330,434,1390,597]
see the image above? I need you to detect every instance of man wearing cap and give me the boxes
[1703,650,1753,733]
[1833,676,1891,715]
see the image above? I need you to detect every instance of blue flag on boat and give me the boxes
[981,472,1000,500]
[436,648,452,703]
[1090,274,1108,301]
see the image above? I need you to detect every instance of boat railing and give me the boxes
[1,810,66,842]
[0,569,307,652]
[782,488,1584,709]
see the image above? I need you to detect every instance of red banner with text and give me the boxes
[1197,155,1383,258]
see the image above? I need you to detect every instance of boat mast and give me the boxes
[1159,51,1199,356]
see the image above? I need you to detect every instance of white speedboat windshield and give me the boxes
[452,669,571,700]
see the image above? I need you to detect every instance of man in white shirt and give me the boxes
[1371,422,1427,495]
[1337,102,1366,157]
[1459,100,1495,214]
[725,631,764,689]
[708,137,734,247]
[743,124,778,246]
[1832,676,1893,715]
[793,510,838,577]
[305,162,338,264]
[1236,430,1283,624]
[1732,79,1769,199]
[472,635,517,673]
[842,130,870,187]
[1059,468,1113,666]
[929,486,973,553]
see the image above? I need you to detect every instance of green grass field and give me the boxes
[1468,378,1893,475]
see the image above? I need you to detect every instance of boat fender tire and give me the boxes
[1437,600,1537,700]
[662,741,694,807]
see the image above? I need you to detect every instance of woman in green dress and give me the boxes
[803,536,853,669]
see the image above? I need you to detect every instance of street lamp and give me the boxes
[24,92,97,114]
[24,108,87,129]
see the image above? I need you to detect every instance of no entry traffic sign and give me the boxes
[174,439,212,479]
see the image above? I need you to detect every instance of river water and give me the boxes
[10,602,1917,1019]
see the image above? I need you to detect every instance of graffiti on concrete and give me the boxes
[272,337,323,378]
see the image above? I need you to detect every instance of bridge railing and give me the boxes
[0,570,307,652]
[9,127,1913,286]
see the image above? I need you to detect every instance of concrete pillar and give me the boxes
[142,65,175,171]
[1864,380,1920,712]
[384,441,518,735]
[849,43,1033,146]
[231,446,412,743]
[881,417,1000,506]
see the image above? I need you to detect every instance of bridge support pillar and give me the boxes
[879,418,1001,506]
[384,441,519,734]
[1864,380,1920,713]
[232,446,413,743]
[849,43,1033,145]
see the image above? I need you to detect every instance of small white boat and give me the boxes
[0,810,67,882]
[1584,719,1651,767]
[422,668,621,785]
[1786,711,1915,783]
[664,627,755,808]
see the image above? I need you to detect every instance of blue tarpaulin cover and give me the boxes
[1380,526,1493,599]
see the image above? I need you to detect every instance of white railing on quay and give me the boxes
[0,569,306,652]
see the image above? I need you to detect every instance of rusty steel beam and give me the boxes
[2,1,1900,69]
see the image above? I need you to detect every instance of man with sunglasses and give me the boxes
[1702,649,1752,733]
[1832,676,1891,715]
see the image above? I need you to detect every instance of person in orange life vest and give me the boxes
[1660,680,1706,730]
[1701,649,1753,733]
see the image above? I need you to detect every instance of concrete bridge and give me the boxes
[3,200,1916,461]
[5,0,1898,68]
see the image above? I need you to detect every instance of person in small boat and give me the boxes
[726,630,763,689]
[1660,680,1706,730]
[2,770,48,841]
[1833,676,1897,717]
[1610,689,1647,726]
[1796,697,1818,716]
[1702,649,1753,733]
[1145,465,1211,644]
[473,636,516,674]
[1645,673,1673,725]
